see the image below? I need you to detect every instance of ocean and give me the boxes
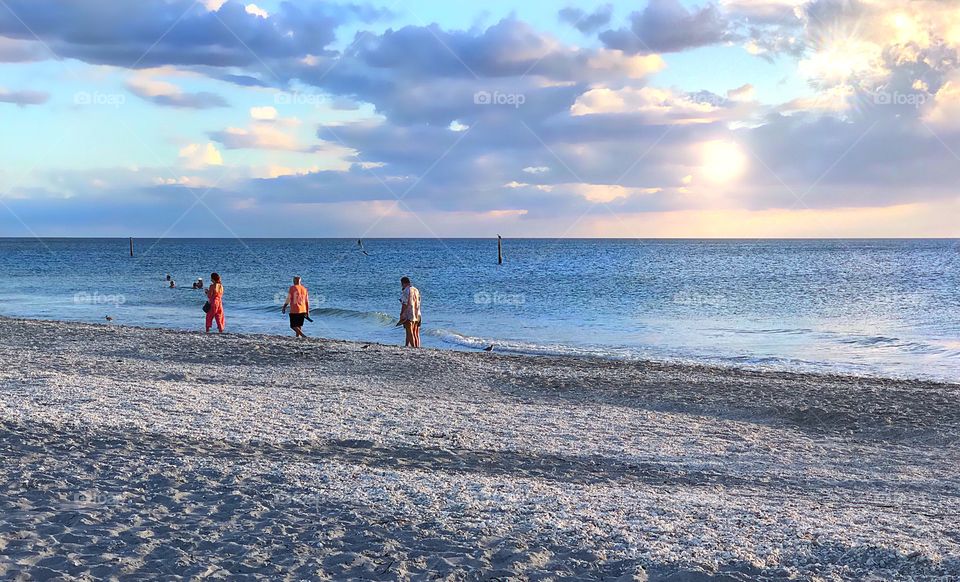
[0,238,957,382]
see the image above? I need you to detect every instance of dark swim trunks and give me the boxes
[289,313,306,328]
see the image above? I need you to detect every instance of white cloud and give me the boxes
[586,49,666,80]
[211,125,299,151]
[569,184,661,203]
[923,72,960,131]
[727,83,755,102]
[201,0,226,11]
[126,72,226,109]
[178,143,223,169]
[522,166,550,174]
[571,86,722,123]
[250,106,278,121]
[245,4,269,19]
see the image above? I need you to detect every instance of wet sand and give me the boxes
[0,317,958,580]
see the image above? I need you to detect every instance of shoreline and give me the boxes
[1,316,958,579]
[3,314,957,388]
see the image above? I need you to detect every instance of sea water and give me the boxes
[0,238,957,382]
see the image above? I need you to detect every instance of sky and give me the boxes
[0,0,959,238]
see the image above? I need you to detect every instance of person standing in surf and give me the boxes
[399,276,421,348]
[205,273,225,333]
[281,276,310,338]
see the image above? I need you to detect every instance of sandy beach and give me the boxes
[0,317,958,580]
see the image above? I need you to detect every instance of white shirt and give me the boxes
[401,286,421,322]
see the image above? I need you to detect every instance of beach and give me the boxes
[0,317,958,580]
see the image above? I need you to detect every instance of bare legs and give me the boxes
[403,321,421,348]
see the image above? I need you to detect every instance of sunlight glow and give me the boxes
[700,141,748,184]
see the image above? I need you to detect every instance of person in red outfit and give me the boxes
[205,272,225,333]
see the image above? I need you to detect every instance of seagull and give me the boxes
[483,344,494,352]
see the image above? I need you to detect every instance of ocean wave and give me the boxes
[428,328,638,359]
[312,307,397,326]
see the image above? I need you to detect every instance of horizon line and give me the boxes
[0,236,958,241]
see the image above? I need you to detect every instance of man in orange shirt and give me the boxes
[281,276,310,338]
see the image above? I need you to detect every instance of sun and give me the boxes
[700,140,748,183]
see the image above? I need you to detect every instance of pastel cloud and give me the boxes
[178,143,224,168]
[126,75,227,109]
[250,106,278,121]
[570,86,727,123]
[209,125,300,151]
[600,0,731,54]
[0,88,48,106]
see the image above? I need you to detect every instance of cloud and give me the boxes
[0,88,49,106]
[727,83,756,101]
[570,86,734,124]
[343,18,664,82]
[209,125,301,151]
[178,143,224,168]
[600,0,731,54]
[558,5,614,34]
[250,106,278,121]
[721,0,805,25]
[923,71,960,131]
[126,76,228,109]
[244,3,268,18]
[0,0,388,69]
[210,107,306,150]
[0,37,47,62]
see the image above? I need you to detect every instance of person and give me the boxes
[205,272,225,333]
[194,278,204,289]
[281,276,310,338]
[169,279,176,289]
[399,276,421,348]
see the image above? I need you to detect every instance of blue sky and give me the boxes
[1,0,959,237]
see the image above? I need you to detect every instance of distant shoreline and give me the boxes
[2,236,960,241]
[1,314,955,388]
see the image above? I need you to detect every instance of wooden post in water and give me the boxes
[129,237,134,258]
[497,235,503,265]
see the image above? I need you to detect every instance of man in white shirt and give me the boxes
[399,276,421,348]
